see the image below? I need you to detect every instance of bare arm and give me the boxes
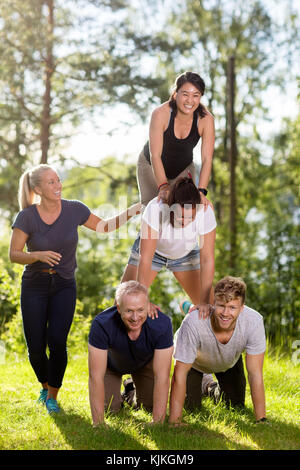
[149,105,171,201]
[198,113,215,189]
[198,113,215,209]
[169,360,193,425]
[88,344,108,426]
[83,202,142,233]
[199,228,216,304]
[9,228,61,267]
[137,220,158,288]
[246,352,266,421]
[152,346,174,423]
[149,107,168,187]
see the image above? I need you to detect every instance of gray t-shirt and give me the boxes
[12,199,91,279]
[174,306,266,373]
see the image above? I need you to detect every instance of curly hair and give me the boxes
[214,276,246,304]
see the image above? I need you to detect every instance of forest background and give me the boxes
[0,0,299,361]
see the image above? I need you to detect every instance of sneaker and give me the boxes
[46,397,60,414]
[121,378,137,408]
[180,300,192,315]
[201,373,215,395]
[207,382,221,404]
[37,388,48,405]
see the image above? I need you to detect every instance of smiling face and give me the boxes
[34,169,62,202]
[212,297,244,333]
[175,82,202,115]
[117,292,149,338]
[173,205,197,228]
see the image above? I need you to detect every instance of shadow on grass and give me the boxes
[51,403,245,451]
[197,400,300,451]
[51,408,149,451]
[232,408,300,451]
[132,419,250,451]
[50,399,300,451]
[127,402,255,451]
[130,398,300,451]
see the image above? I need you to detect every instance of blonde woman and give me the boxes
[9,164,141,414]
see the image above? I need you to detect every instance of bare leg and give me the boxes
[173,269,202,305]
[47,385,59,400]
[120,263,159,287]
[120,264,138,282]
[173,269,214,305]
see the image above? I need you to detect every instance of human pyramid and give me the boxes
[10,72,267,425]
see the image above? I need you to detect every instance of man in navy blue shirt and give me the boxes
[88,281,174,426]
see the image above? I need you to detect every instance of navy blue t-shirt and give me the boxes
[89,306,173,374]
[12,199,91,279]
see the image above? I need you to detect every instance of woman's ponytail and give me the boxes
[18,164,54,210]
[18,171,35,210]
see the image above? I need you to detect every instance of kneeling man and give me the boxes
[169,276,267,424]
[88,281,173,426]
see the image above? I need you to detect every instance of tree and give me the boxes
[0,0,164,216]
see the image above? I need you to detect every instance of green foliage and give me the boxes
[63,300,92,355]
[0,309,25,355]
[0,261,22,331]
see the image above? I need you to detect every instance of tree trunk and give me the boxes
[226,56,237,271]
[40,0,54,164]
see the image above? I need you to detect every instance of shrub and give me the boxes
[0,261,22,332]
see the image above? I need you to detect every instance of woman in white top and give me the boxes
[124,177,216,311]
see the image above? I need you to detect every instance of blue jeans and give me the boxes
[21,272,76,389]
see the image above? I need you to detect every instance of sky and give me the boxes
[66,81,299,166]
[65,0,300,167]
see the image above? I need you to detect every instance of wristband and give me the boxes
[198,188,208,196]
[158,182,169,191]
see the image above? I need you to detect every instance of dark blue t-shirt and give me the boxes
[12,199,91,279]
[89,306,173,374]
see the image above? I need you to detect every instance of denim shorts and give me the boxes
[127,236,200,272]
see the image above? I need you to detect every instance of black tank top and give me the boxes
[143,109,200,179]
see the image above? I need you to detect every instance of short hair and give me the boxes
[214,276,246,304]
[115,281,149,307]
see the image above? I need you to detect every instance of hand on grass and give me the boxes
[255,417,268,424]
[92,421,108,428]
[168,422,188,428]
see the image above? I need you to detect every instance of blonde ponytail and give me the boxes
[18,164,54,210]
[18,171,34,209]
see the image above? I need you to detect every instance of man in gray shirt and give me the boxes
[169,276,267,424]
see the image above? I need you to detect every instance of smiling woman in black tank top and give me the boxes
[136,71,215,208]
[144,109,200,179]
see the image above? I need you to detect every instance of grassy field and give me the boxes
[0,345,299,451]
